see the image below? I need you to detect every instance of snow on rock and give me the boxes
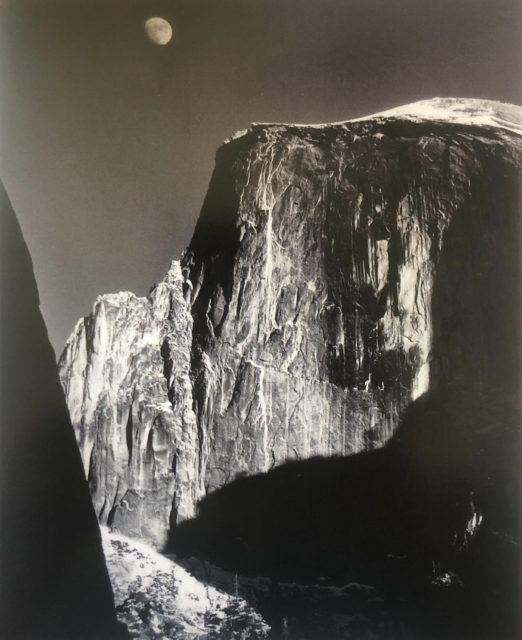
[352,97,522,136]
[227,98,522,143]
[101,527,270,639]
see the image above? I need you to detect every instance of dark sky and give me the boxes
[1,0,520,355]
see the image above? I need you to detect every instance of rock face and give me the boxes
[171,92,522,638]
[184,98,522,493]
[59,98,522,546]
[59,262,198,547]
[0,181,124,639]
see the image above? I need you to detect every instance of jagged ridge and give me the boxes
[60,261,200,547]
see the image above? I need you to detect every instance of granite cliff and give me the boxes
[60,261,199,547]
[171,99,521,638]
[59,98,522,551]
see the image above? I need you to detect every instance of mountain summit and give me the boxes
[59,99,522,552]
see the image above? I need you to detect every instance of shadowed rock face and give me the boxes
[59,100,522,552]
[0,183,125,639]
[170,386,521,640]
[170,372,521,640]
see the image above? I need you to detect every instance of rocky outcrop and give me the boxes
[0,181,124,639]
[59,98,522,546]
[59,262,199,547]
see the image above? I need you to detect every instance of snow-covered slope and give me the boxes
[352,97,522,136]
[228,98,522,140]
[101,527,269,639]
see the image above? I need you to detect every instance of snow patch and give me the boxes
[351,97,522,136]
[101,527,270,639]
[225,98,522,144]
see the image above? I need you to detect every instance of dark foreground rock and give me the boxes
[0,182,125,639]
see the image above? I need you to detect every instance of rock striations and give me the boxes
[59,98,522,548]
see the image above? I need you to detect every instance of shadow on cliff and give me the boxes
[168,163,520,638]
[169,385,519,639]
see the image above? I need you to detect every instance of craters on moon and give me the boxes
[145,17,173,46]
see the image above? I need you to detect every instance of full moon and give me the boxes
[144,17,173,46]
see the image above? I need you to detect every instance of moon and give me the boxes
[145,17,173,46]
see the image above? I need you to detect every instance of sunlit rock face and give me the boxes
[183,104,521,493]
[60,98,522,542]
[59,262,199,547]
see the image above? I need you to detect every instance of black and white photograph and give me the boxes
[0,1,521,639]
